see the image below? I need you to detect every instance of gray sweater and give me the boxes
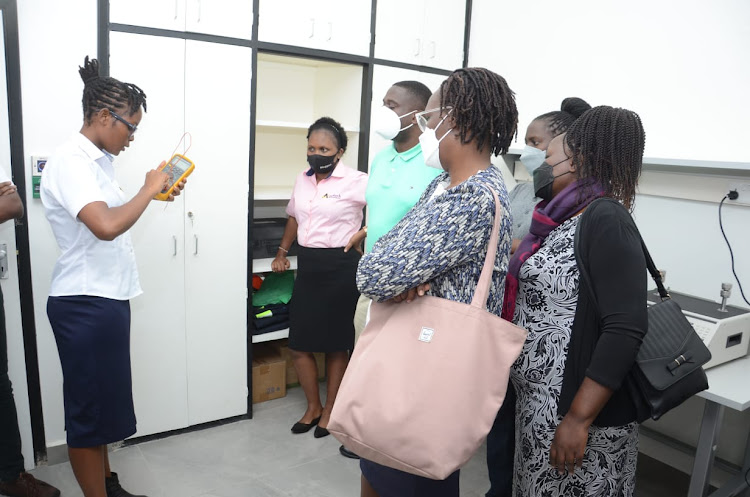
[508,182,539,239]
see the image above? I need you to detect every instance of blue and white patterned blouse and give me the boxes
[356,165,512,316]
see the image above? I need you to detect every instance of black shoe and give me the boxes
[105,472,147,497]
[339,445,360,459]
[0,472,61,497]
[291,415,321,434]
[313,425,330,438]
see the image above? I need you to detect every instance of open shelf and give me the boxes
[257,120,360,133]
[252,256,298,273]
[252,328,289,344]
[253,186,293,201]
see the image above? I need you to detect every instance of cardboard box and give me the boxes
[274,339,326,386]
[251,344,287,404]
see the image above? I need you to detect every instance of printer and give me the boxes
[647,287,750,369]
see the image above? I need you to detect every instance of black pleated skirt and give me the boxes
[47,296,136,448]
[288,246,360,353]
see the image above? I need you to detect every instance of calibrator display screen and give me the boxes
[162,156,191,192]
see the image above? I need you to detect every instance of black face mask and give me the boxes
[307,154,338,174]
[532,158,572,201]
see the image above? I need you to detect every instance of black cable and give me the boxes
[719,195,750,306]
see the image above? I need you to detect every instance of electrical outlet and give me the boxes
[727,182,750,200]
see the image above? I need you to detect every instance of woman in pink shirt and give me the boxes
[272,117,367,438]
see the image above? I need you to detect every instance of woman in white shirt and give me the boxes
[40,57,184,497]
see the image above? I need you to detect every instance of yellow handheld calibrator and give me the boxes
[154,132,195,201]
[154,154,195,200]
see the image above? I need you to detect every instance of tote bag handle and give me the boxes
[471,188,502,310]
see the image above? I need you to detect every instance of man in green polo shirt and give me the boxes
[365,80,439,251]
[340,80,437,459]
[346,80,438,254]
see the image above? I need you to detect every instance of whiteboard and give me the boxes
[469,0,750,168]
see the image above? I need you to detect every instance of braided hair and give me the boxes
[306,116,348,152]
[564,106,645,210]
[79,56,147,124]
[438,67,518,156]
[535,97,591,137]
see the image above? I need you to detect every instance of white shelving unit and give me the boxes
[250,257,297,344]
[252,328,289,344]
[251,52,365,348]
[252,256,298,273]
[254,53,364,194]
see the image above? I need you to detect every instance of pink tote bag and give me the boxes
[328,190,527,480]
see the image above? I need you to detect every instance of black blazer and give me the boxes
[558,198,648,427]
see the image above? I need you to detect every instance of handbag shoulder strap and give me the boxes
[574,197,669,304]
[471,188,502,309]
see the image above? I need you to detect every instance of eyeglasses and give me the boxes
[415,106,453,132]
[109,110,138,136]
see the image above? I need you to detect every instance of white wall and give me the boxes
[18,0,98,450]
[634,194,749,309]
[469,0,750,165]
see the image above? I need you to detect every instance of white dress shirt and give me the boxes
[0,164,11,183]
[41,133,142,300]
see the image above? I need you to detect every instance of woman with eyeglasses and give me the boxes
[40,56,185,497]
[354,67,518,497]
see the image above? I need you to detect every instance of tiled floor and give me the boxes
[27,385,701,497]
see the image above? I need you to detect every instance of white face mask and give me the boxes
[373,106,415,140]
[419,123,453,170]
[519,145,546,174]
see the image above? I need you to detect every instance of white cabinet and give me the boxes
[257,0,371,56]
[375,0,466,70]
[183,40,250,425]
[110,0,186,31]
[110,0,253,40]
[185,0,253,39]
[110,33,189,438]
[109,32,250,436]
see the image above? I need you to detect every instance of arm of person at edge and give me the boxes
[78,163,185,242]
[356,184,496,304]
[0,181,24,224]
[271,216,298,272]
[550,202,647,475]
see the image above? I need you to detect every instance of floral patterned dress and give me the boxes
[509,216,639,497]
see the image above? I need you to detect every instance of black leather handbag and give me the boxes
[576,198,711,422]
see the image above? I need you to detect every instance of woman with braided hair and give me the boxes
[355,67,517,497]
[40,56,185,497]
[485,96,590,497]
[504,106,647,496]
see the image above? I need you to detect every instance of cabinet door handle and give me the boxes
[327,22,333,41]
[197,0,201,22]
[194,235,199,255]
[309,18,315,38]
[414,38,421,56]
[174,0,179,20]
[173,236,177,256]
[430,41,436,59]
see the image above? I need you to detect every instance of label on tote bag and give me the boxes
[418,327,435,343]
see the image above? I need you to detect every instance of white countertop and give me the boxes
[697,354,750,411]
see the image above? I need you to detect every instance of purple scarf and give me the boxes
[501,180,605,321]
